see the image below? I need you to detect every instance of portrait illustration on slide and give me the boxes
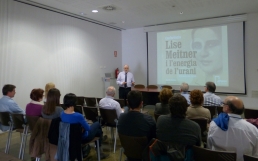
[157,25,228,87]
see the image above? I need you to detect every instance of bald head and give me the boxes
[124,64,129,73]
[106,86,116,97]
[223,96,244,115]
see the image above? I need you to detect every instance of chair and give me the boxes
[114,98,125,108]
[134,84,145,88]
[244,154,258,161]
[192,145,236,161]
[204,106,223,118]
[85,97,97,107]
[147,85,158,89]
[119,133,148,161]
[0,112,13,154]
[154,113,161,122]
[244,109,258,119]
[83,106,99,123]
[161,85,172,89]
[74,105,83,114]
[76,96,85,106]
[189,118,208,143]
[96,98,102,104]
[58,122,101,161]
[26,115,41,161]
[99,108,118,153]
[11,114,29,160]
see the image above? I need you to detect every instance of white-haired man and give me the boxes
[99,86,122,118]
[180,82,191,105]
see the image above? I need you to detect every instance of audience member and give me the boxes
[157,94,201,146]
[118,90,156,142]
[0,84,25,131]
[155,88,173,115]
[44,82,55,102]
[208,96,258,161]
[42,88,63,119]
[99,86,122,118]
[186,89,211,121]
[203,82,222,106]
[26,88,44,116]
[180,82,191,105]
[60,93,109,159]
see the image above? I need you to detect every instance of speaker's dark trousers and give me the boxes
[119,87,131,105]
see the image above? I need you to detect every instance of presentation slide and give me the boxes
[148,22,245,94]
[157,26,228,86]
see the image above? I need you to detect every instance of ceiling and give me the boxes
[20,0,258,30]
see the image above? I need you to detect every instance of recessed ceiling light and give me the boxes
[92,10,98,13]
[80,12,85,15]
[180,12,183,14]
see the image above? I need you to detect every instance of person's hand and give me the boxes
[132,82,135,86]
[122,82,127,85]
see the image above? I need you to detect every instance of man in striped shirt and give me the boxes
[203,82,222,106]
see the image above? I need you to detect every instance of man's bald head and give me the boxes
[223,96,245,115]
[124,64,129,73]
[106,86,116,97]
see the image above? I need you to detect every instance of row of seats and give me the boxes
[134,84,172,89]
[119,132,258,161]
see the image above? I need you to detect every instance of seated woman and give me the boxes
[61,93,109,159]
[26,88,44,116]
[42,88,63,119]
[157,94,201,147]
[155,88,173,115]
[44,82,55,103]
[186,89,211,121]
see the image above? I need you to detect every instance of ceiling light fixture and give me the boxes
[180,12,183,14]
[92,10,98,13]
[80,12,85,15]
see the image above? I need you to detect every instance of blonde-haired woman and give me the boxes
[44,82,55,102]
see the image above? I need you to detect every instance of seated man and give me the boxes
[157,94,201,147]
[118,90,156,142]
[60,93,109,159]
[203,82,222,106]
[180,82,191,105]
[208,96,258,161]
[99,86,122,118]
[0,84,24,131]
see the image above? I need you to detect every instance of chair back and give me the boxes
[99,108,117,127]
[147,85,158,89]
[244,154,258,161]
[119,133,148,160]
[203,106,222,118]
[26,115,40,131]
[161,85,172,89]
[192,146,236,161]
[11,114,26,129]
[244,109,258,119]
[96,98,102,104]
[85,97,96,107]
[134,84,145,88]
[189,118,208,137]
[154,113,161,122]
[60,104,65,110]
[74,105,83,114]
[83,106,98,122]
[0,112,11,126]
[76,96,85,106]
[114,99,125,108]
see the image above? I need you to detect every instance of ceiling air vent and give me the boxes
[102,6,116,11]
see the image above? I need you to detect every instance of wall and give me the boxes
[122,28,148,86]
[0,0,122,109]
[122,12,258,109]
